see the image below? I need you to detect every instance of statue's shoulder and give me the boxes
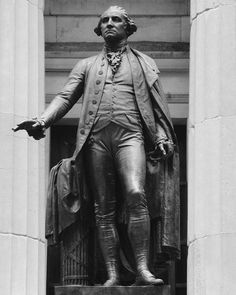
[83,54,99,65]
[73,54,99,70]
[130,48,160,74]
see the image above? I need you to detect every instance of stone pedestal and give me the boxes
[0,1,45,295]
[55,285,170,295]
[188,1,236,294]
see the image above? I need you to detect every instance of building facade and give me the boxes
[0,0,236,294]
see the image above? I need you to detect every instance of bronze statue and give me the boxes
[13,6,180,287]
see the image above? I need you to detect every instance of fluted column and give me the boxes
[0,1,46,295]
[188,1,236,294]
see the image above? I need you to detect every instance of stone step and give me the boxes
[55,285,170,295]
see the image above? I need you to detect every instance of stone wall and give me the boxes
[44,0,189,42]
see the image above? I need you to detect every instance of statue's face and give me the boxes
[100,7,127,43]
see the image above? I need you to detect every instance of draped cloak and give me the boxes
[45,46,180,259]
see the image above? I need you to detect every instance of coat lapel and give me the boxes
[130,48,160,88]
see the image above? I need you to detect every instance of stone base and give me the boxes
[55,285,170,295]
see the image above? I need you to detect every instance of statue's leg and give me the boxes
[85,131,120,286]
[116,132,164,286]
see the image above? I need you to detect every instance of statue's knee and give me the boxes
[95,212,116,226]
[126,189,147,211]
[94,200,116,226]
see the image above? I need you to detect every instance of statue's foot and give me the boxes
[133,270,164,286]
[103,277,119,287]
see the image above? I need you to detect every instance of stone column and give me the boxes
[0,1,46,295]
[188,1,236,294]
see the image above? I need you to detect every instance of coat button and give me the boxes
[80,129,85,135]
[98,71,103,75]
[89,110,93,115]
[95,90,99,95]
[92,100,97,104]
[96,80,101,85]
[101,62,105,66]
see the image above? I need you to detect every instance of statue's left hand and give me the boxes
[148,140,175,162]
[12,119,46,140]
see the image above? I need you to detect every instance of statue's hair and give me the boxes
[94,6,137,37]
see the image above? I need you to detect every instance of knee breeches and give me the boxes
[85,123,148,225]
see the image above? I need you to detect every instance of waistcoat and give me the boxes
[93,52,142,132]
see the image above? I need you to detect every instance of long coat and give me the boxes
[44,46,180,258]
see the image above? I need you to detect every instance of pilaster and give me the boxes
[188,1,236,294]
[0,1,46,294]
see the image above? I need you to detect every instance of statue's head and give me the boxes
[94,6,137,43]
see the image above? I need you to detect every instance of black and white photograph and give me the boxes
[1,1,235,295]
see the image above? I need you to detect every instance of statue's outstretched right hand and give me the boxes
[12,119,46,140]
